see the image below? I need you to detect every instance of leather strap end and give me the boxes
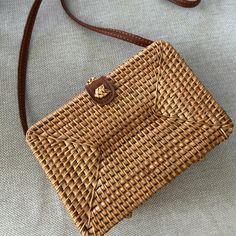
[168,0,201,8]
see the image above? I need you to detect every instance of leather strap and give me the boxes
[18,0,201,135]
[168,0,201,8]
[61,0,153,47]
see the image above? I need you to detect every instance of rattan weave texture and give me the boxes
[26,41,233,236]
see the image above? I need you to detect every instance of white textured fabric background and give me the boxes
[0,0,236,235]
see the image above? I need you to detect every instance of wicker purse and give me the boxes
[18,1,233,236]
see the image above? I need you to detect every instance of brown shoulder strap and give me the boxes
[18,0,201,135]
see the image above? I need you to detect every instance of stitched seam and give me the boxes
[105,28,153,44]
[94,28,151,47]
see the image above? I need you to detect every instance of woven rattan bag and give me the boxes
[18,1,233,235]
